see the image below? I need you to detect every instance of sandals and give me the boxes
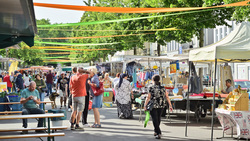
[91,124,101,128]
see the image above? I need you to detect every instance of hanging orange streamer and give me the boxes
[39,52,85,55]
[38,33,156,40]
[34,1,249,13]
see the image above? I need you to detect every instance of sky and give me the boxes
[33,0,86,24]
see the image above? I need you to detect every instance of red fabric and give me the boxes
[88,100,92,110]
[70,73,88,97]
[3,75,12,88]
[204,92,219,97]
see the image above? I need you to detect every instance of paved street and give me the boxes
[0,97,236,141]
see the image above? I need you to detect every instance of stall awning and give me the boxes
[189,22,250,62]
[0,0,37,48]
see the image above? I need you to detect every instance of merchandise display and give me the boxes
[218,88,249,111]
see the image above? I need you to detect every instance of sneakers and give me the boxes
[70,124,75,130]
[155,134,161,139]
[83,124,90,127]
[68,108,72,112]
[21,130,28,134]
[75,124,84,130]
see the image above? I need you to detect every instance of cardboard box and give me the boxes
[162,78,171,85]
[103,102,112,108]
[103,91,113,102]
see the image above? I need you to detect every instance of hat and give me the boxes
[14,71,19,75]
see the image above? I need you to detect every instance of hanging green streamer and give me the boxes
[34,41,120,46]
[37,7,228,28]
[42,56,70,59]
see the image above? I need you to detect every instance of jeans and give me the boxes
[39,92,45,109]
[46,83,52,96]
[150,108,164,135]
[7,87,12,93]
[22,108,45,128]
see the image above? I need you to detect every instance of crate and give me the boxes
[48,109,67,121]
[0,97,4,111]
[8,95,22,111]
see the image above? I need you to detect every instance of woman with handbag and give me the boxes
[144,75,173,139]
[88,68,103,128]
[34,74,46,109]
[114,73,134,119]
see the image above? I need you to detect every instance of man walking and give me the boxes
[46,70,53,96]
[14,71,24,92]
[69,68,90,130]
[68,67,77,112]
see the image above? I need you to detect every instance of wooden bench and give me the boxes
[0,110,48,114]
[0,126,67,132]
[0,113,65,141]
[0,101,54,105]
[0,133,65,139]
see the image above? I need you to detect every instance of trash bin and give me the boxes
[48,109,67,126]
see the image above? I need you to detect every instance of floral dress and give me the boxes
[115,79,133,119]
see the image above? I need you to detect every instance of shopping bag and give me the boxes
[88,100,93,110]
[144,111,150,128]
[91,82,104,96]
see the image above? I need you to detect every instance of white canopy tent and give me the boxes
[188,22,250,141]
[189,22,250,62]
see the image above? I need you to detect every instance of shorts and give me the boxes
[72,96,85,112]
[92,94,103,108]
[59,90,67,98]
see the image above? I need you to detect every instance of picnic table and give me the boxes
[0,113,65,140]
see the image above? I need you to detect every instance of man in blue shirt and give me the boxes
[20,81,45,134]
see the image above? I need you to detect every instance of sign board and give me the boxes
[0,82,7,92]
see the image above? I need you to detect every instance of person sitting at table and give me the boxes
[221,79,234,94]
[20,81,45,134]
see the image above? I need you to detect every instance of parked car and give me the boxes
[234,80,250,91]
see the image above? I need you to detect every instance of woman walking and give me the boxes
[34,74,46,109]
[88,68,102,128]
[23,71,30,88]
[115,73,134,119]
[144,75,173,139]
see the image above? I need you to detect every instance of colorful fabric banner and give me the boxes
[38,33,156,40]
[8,60,18,74]
[39,52,84,54]
[37,28,178,32]
[36,7,229,28]
[34,41,120,46]
[34,1,249,13]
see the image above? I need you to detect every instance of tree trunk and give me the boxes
[157,43,161,56]
[199,29,204,48]
[134,46,137,55]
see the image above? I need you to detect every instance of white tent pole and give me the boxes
[211,59,217,141]
[185,61,191,137]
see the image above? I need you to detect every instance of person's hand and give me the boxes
[28,96,33,100]
[169,106,173,112]
[39,86,42,89]
[144,106,147,111]
[88,80,91,84]
[17,88,20,91]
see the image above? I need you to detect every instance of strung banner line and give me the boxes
[34,41,120,46]
[30,48,112,51]
[37,28,179,32]
[38,32,157,40]
[37,7,230,28]
[42,56,69,59]
[43,59,82,62]
[34,1,249,13]
[39,52,85,54]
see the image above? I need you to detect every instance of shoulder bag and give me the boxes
[91,81,104,96]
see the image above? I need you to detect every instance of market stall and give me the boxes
[189,22,250,140]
